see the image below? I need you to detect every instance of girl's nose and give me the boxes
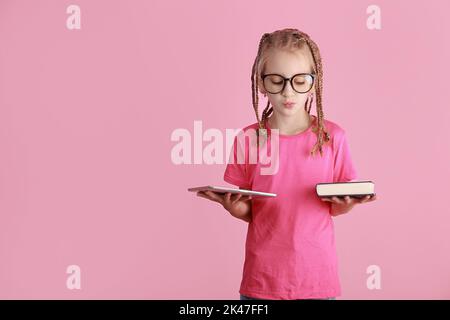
[281,82,295,96]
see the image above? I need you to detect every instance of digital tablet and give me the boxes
[188,185,277,198]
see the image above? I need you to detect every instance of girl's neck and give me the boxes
[267,111,313,135]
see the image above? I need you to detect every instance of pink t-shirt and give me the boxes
[223,115,358,300]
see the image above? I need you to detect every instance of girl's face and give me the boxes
[259,49,315,118]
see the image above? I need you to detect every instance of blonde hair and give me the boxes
[251,28,331,156]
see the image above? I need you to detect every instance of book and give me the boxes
[316,180,375,199]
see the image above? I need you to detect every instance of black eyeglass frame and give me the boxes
[261,73,316,94]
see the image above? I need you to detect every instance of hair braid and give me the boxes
[251,33,270,146]
[303,37,330,156]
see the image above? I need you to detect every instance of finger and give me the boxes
[365,194,377,202]
[321,197,331,202]
[197,192,215,201]
[344,196,351,204]
[232,194,243,204]
[230,193,241,201]
[242,195,252,202]
[198,191,215,201]
[332,196,344,204]
[204,190,218,199]
[197,192,207,198]
[197,191,211,198]
[205,191,223,204]
[225,192,232,203]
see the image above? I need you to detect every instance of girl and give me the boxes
[197,28,377,300]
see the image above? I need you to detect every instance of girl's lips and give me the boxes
[283,102,295,108]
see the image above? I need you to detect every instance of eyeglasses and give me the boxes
[261,73,315,94]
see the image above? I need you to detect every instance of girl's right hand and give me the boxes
[196,191,252,221]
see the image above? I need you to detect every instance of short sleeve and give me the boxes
[223,132,251,189]
[333,130,359,183]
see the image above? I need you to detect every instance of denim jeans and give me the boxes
[240,294,336,300]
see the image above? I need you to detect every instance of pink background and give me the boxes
[1,0,449,299]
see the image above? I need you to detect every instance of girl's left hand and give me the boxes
[321,194,377,216]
